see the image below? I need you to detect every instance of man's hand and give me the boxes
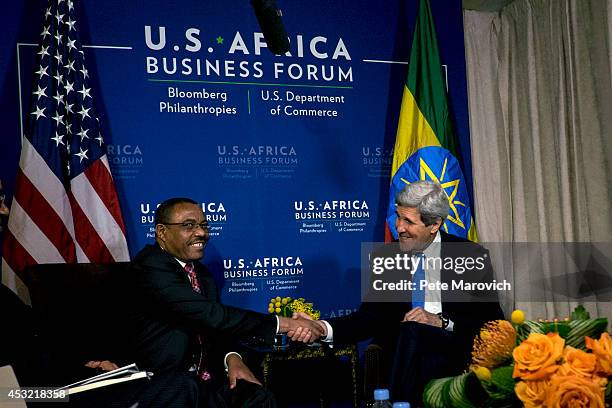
[402,307,442,327]
[84,360,119,371]
[226,354,261,389]
[278,315,324,342]
[290,312,327,341]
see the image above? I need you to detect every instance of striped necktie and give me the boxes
[184,263,211,381]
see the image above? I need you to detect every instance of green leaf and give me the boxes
[423,377,450,408]
[539,322,571,338]
[566,318,608,350]
[516,320,545,344]
[447,373,475,408]
[571,305,590,320]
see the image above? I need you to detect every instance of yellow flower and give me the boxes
[544,375,605,408]
[268,307,274,314]
[275,296,281,301]
[471,365,491,381]
[585,332,612,376]
[471,320,516,369]
[281,298,289,305]
[557,346,598,379]
[275,301,281,307]
[511,309,525,325]
[515,379,547,408]
[512,332,564,380]
[275,307,281,313]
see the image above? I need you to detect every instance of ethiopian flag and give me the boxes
[386,0,478,242]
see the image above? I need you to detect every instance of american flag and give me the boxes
[2,0,129,301]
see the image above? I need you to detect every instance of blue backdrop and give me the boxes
[0,0,471,318]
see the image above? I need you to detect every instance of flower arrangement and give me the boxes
[267,296,320,320]
[423,306,611,407]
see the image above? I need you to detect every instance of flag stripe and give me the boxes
[405,0,456,154]
[70,173,129,261]
[13,169,77,263]
[391,86,441,176]
[2,231,37,276]
[66,190,116,262]
[20,137,77,239]
[1,258,31,305]
[84,156,127,235]
[7,201,66,264]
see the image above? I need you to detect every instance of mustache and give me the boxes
[190,238,209,248]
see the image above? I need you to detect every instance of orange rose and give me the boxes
[544,375,605,408]
[585,332,612,376]
[515,379,547,408]
[557,346,598,378]
[512,332,564,380]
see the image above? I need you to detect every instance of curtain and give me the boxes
[464,0,612,320]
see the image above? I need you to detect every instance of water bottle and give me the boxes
[372,388,392,408]
[392,403,411,408]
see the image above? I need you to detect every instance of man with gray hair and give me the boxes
[294,180,503,404]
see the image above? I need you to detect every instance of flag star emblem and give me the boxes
[31,106,46,120]
[53,72,64,85]
[54,32,63,45]
[78,85,91,100]
[65,103,74,114]
[64,60,76,72]
[36,65,49,78]
[37,45,50,58]
[74,147,88,163]
[65,122,72,134]
[51,112,65,126]
[55,11,64,24]
[51,132,65,146]
[77,127,89,141]
[52,91,65,105]
[79,67,88,78]
[45,7,51,18]
[65,18,76,32]
[41,26,51,39]
[68,0,74,11]
[96,133,104,145]
[32,85,47,100]
[78,106,91,119]
[67,38,76,51]
[54,50,63,64]
[64,80,74,94]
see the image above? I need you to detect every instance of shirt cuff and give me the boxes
[445,319,454,332]
[321,320,333,342]
[224,352,242,371]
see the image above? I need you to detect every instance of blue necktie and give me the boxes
[412,252,425,309]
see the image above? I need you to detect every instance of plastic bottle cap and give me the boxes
[373,388,390,400]
[392,403,411,408]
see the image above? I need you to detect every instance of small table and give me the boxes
[248,341,359,408]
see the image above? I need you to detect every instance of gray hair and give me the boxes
[395,180,449,226]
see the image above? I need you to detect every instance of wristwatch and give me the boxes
[437,312,449,329]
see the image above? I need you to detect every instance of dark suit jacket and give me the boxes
[125,244,277,379]
[330,231,504,366]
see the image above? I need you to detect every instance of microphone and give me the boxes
[250,0,290,55]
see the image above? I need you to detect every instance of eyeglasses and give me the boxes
[161,222,209,232]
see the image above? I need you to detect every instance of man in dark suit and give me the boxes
[123,197,322,407]
[294,181,504,404]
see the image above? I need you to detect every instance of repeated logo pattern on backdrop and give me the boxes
[5,0,472,316]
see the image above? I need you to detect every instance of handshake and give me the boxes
[277,312,328,343]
